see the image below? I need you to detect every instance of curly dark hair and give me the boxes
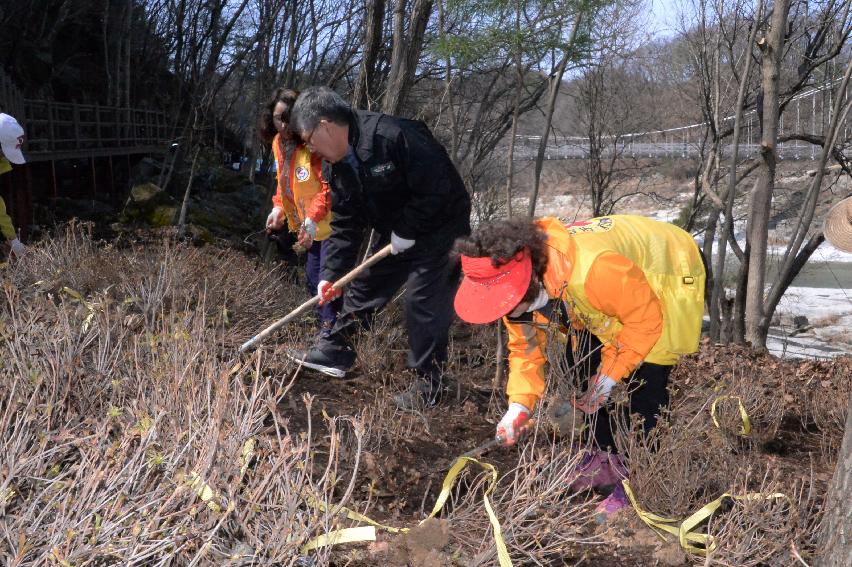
[454,217,549,303]
[257,87,302,144]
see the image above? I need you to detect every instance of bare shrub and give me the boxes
[702,469,824,566]
[621,416,749,519]
[11,223,299,348]
[706,371,786,450]
[439,439,598,565]
[0,229,368,566]
[798,358,852,447]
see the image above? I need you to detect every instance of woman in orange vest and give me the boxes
[259,88,340,333]
[453,215,705,521]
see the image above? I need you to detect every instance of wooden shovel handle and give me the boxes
[239,244,393,353]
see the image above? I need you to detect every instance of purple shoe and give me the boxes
[568,451,626,492]
[594,481,629,523]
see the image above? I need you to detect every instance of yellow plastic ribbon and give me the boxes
[428,457,512,567]
[301,456,512,566]
[301,526,377,552]
[623,480,788,555]
[710,395,752,436]
[301,492,408,535]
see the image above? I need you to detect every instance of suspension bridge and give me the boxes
[508,77,850,162]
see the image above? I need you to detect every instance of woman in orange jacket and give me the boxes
[453,215,705,521]
[259,88,341,332]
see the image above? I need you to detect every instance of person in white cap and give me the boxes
[823,195,852,254]
[0,112,27,259]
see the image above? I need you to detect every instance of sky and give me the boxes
[651,0,687,38]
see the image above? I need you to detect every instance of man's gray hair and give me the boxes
[291,86,352,133]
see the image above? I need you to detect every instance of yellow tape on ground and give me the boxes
[302,526,377,552]
[426,456,512,567]
[301,492,408,535]
[301,456,512,566]
[710,395,752,436]
[623,480,788,555]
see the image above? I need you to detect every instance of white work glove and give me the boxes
[266,207,284,231]
[303,217,318,238]
[390,232,415,255]
[9,238,25,259]
[574,374,617,414]
[496,402,532,446]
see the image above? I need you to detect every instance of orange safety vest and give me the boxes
[271,135,332,240]
[504,215,705,410]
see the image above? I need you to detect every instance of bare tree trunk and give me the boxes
[283,0,299,85]
[733,239,749,343]
[178,146,201,237]
[382,0,433,115]
[124,0,132,111]
[504,0,523,220]
[438,0,460,162]
[711,1,762,342]
[353,0,386,109]
[763,54,852,324]
[102,0,112,106]
[817,390,852,566]
[528,11,583,217]
[744,0,791,348]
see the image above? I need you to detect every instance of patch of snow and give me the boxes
[769,286,852,359]
[811,241,852,263]
[775,286,852,320]
[766,332,847,360]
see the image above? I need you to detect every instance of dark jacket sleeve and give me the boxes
[321,162,366,282]
[391,121,458,240]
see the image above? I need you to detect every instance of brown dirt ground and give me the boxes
[263,308,849,566]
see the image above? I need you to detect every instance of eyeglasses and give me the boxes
[302,120,327,148]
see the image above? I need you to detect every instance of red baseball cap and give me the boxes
[454,249,533,324]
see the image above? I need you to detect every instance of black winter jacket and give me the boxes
[320,110,471,281]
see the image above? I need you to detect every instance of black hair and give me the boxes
[454,217,549,303]
[258,87,302,144]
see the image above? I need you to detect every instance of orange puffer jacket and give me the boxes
[504,216,705,410]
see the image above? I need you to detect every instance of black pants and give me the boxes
[314,237,460,385]
[566,331,672,452]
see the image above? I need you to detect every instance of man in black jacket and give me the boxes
[287,86,471,409]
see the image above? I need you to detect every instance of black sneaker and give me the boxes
[316,321,335,341]
[393,378,444,410]
[286,348,348,378]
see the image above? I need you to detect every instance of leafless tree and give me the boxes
[570,38,657,216]
[741,0,852,347]
[671,0,852,347]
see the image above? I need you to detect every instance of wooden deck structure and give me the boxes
[1,69,170,161]
[1,69,171,239]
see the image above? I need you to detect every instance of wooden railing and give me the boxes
[24,100,170,159]
[0,68,170,162]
